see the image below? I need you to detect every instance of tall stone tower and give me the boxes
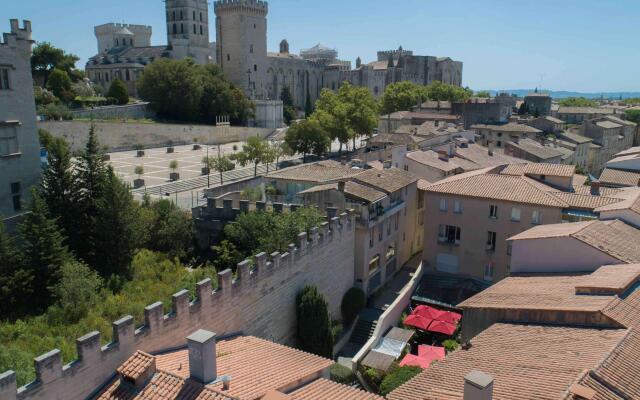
[214,0,268,100]
[166,0,213,64]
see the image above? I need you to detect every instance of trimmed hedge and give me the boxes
[329,363,355,384]
[379,365,422,396]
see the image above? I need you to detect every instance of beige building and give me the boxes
[472,123,542,149]
[296,167,420,295]
[526,115,565,133]
[503,137,565,164]
[0,20,41,226]
[421,163,632,282]
[581,115,636,174]
[557,106,615,124]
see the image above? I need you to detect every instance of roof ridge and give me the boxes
[587,328,638,399]
[519,176,570,207]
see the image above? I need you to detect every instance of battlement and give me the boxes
[0,211,355,400]
[377,48,413,62]
[214,0,268,15]
[1,19,32,45]
[94,23,152,35]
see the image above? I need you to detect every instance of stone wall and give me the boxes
[69,103,154,120]
[0,212,355,400]
[36,120,273,152]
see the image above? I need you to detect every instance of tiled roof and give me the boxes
[558,107,614,115]
[156,336,333,400]
[604,115,637,127]
[353,168,419,194]
[98,336,334,400]
[266,160,362,183]
[599,168,640,187]
[549,192,622,209]
[613,146,640,157]
[423,171,568,207]
[369,133,420,145]
[454,144,526,167]
[471,123,542,134]
[289,379,384,400]
[558,131,593,144]
[117,351,155,381]
[543,116,565,123]
[406,150,480,173]
[595,187,640,214]
[387,323,627,400]
[509,219,640,264]
[596,120,623,129]
[505,138,565,160]
[298,181,386,203]
[500,163,575,178]
[417,178,432,190]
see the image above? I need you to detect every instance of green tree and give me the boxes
[518,102,528,115]
[0,220,31,319]
[558,97,598,107]
[339,82,379,149]
[106,78,129,105]
[424,80,472,102]
[379,365,423,396]
[204,154,235,184]
[296,285,334,358]
[211,240,244,272]
[313,89,351,153]
[46,68,73,102]
[305,91,313,117]
[475,90,491,98]
[139,199,194,260]
[31,42,79,86]
[19,190,71,313]
[233,136,271,176]
[285,119,330,162]
[380,81,425,115]
[281,85,296,124]
[91,170,139,278]
[199,64,254,124]
[625,109,640,124]
[50,261,102,323]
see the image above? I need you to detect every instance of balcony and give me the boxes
[356,199,406,228]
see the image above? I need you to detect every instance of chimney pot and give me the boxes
[187,330,217,384]
[463,370,494,400]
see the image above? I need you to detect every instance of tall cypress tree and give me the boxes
[296,285,334,358]
[0,220,32,319]
[19,190,71,313]
[305,91,313,117]
[91,169,138,278]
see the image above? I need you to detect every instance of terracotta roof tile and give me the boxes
[298,181,386,203]
[266,160,362,183]
[387,323,627,400]
[289,378,384,400]
[117,351,155,381]
[500,163,576,178]
[471,123,542,134]
[352,168,418,194]
[599,168,640,187]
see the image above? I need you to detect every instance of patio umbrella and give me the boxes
[399,354,433,369]
[403,314,432,331]
[418,345,446,360]
[437,311,462,325]
[427,320,457,336]
[414,305,446,320]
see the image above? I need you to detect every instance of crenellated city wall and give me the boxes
[0,212,355,400]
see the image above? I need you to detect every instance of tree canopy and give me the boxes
[380,80,472,115]
[106,78,129,105]
[296,285,334,358]
[46,68,73,102]
[232,135,272,176]
[558,97,598,107]
[281,85,296,125]
[31,42,80,86]
[137,59,254,124]
[284,119,330,162]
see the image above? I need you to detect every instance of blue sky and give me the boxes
[3,0,638,92]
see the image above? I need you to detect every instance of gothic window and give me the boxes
[254,64,257,72]
[200,12,203,22]
[173,11,176,21]
[126,69,130,81]
[130,39,133,46]
[180,10,183,19]
[181,24,184,34]
[115,39,119,46]
[193,24,196,34]
[193,11,196,20]
[173,24,177,34]
[0,68,10,90]
[200,25,203,35]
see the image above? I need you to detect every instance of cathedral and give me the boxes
[86,0,463,110]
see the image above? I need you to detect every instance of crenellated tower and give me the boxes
[214,0,269,99]
[166,0,213,64]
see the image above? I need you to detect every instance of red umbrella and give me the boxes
[414,305,446,320]
[399,354,433,369]
[403,314,432,331]
[427,320,457,336]
[418,345,446,360]
[437,311,462,324]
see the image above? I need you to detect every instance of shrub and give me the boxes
[296,285,333,358]
[362,367,384,392]
[49,261,102,324]
[331,320,344,341]
[379,365,422,396]
[330,363,355,384]
[341,287,366,324]
[106,78,129,105]
[37,103,73,120]
[442,339,459,353]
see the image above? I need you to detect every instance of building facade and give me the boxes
[0,20,41,226]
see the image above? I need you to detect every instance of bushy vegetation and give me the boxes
[558,97,598,107]
[284,118,331,162]
[442,338,460,352]
[0,250,216,386]
[380,80,473,115]
[379,365,422,396]
[137,58,254,124]
[341,287,366,324]
[330,363,355,384]
[212,207,323,272]
[37,103,73,120]
[106,78,129,105]
[625,109,640,124]
[296,285,334,358]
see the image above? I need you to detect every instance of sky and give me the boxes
[3,0,639,93]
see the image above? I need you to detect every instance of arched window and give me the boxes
[180,10,183,19]
[200,12,203,22]
[172,11,176,21]
[181,23,184,34]
[254,64,257,72]
[115,39,119,46]
[173,24,177,34]
[126,70,130,81]
[130,39,133,46]
[193,24,196,34]
[200,25,203,35]
[193,11,196,20]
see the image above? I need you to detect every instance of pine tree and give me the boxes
[305,91,313,117]
[91,169,138,278]
[296,285,334,358]
[19,190,71,313]
[0,220,32,319]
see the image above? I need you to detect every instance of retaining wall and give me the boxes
[70,103,154,120]
[0,212,355,400]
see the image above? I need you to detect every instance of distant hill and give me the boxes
[482,89,640,100]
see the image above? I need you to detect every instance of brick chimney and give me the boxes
[590,180,600,196]
[187,330,217,384]
[463,370,494,400]
[338,181,346,192]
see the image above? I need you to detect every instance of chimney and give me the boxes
[488,141,494,157]
[187,330,217,384]
[338,181,346,192]
[463,370,494,400]
[438,150,449,162]
[449,142,455,157]
[590,180,600,196]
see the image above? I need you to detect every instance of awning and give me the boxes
[399,354,434,369]
[437,310,462,325]
[418,345,446,360]
[427,320,457,336]
[414,305,446,320]
[403,314,432,331]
